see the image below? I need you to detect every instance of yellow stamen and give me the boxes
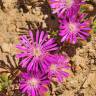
[33,48,41,57]
[28,78,38,86]
[66,0,73,8]
[69,23,76,32]
[50,64,57,71]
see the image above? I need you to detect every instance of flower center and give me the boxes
[68,23,76,32]
[50,64,57,71]
[28,78,38,87]
[33,48,41,57]
[66,0,73,8]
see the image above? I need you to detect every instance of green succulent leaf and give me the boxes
[45,92,50,96]
[0,83,3,91]
[93,19,96,33]
[0,73,8,82]
[0,73,12,91]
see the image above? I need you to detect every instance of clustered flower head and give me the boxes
[16,0,92,96]
[48,0,91,44]
[16,30,58,72]
[48,0,83,17]
[20,72,49,96]
[59,14,91,44]
[17,30,70,96]
[47,54,70,82]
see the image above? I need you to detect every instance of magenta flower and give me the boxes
[16,30,58,71]
[48,0,83,17]
[20,72,49,96]
[48,54,70,82]
[59,14,91,44]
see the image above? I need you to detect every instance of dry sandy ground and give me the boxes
[0,0,96,96]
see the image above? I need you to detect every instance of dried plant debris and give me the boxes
[0,48,19,75]
[0,0,96,96]
[0,0,5,10]
[17,0,44,13]
[0,49,20,95]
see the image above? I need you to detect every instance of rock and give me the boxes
[83,72,96,89]
[1,43,11,53]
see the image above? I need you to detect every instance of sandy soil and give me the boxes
[0,0,96,96]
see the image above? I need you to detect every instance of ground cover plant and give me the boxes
[0,0,96,96]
